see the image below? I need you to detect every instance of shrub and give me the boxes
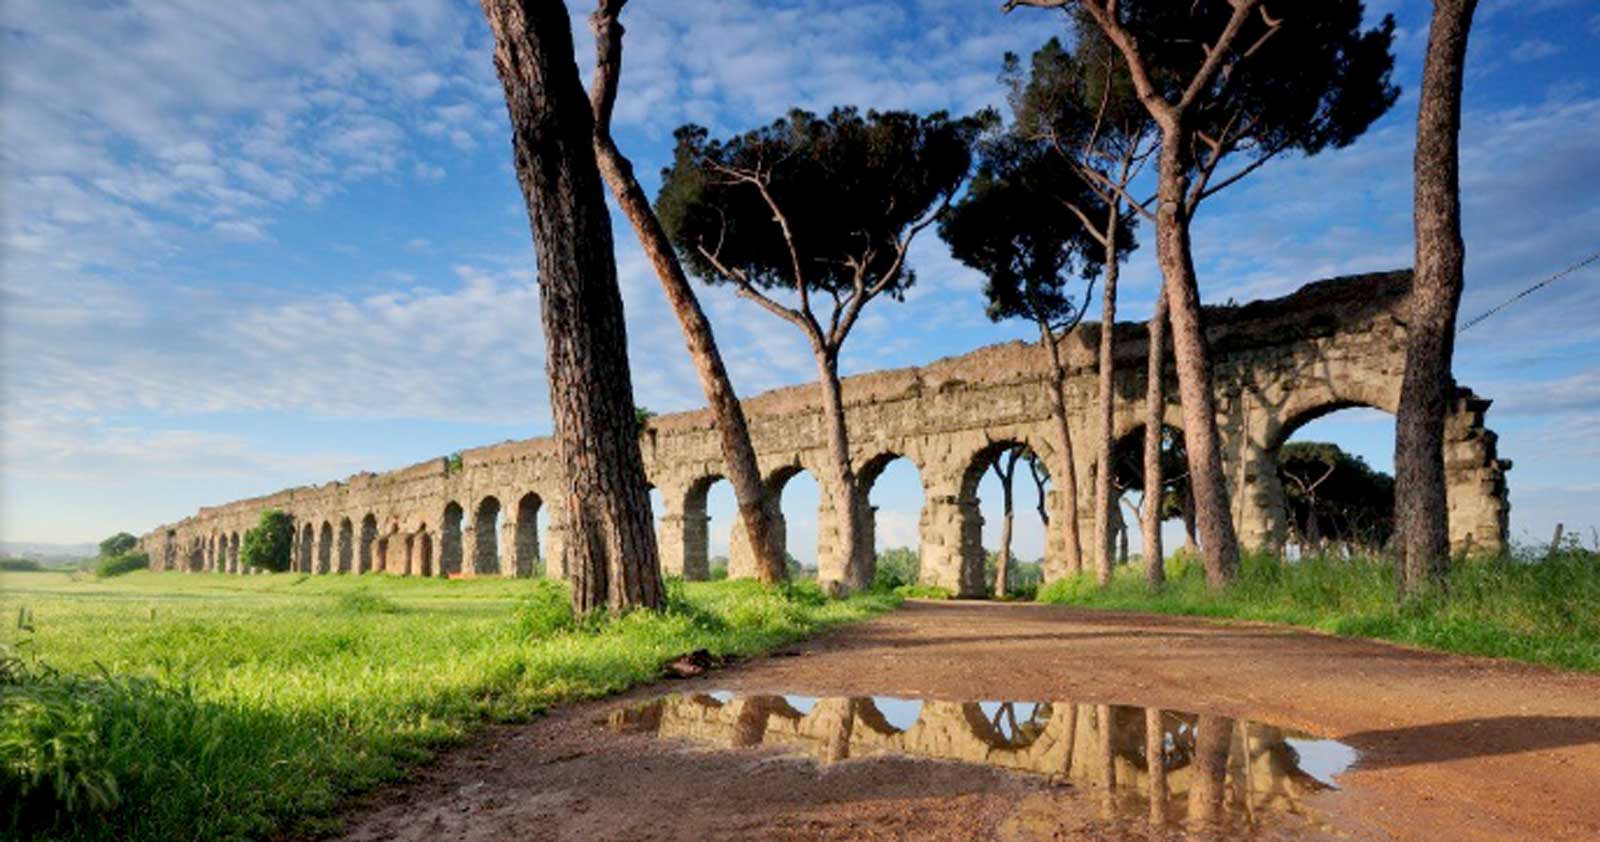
[97,534,137,559]
[93,553,148,579]
[872,547,920,591]
[241,510,294,572]
[707,557,730,581]
[0,558,42,572]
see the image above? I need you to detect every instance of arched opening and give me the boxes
[415,528,434,577]
[402,532,415,576]
[860,453,926,589]
[440,502,464,576]
[473,496,502,575]
[358,514,378,574]
[1109,423,1195,567]
[962,440,1051,598]
[772,466,821,579]
[229,533,241,574]
[317,521,333,574]
[336,518,354,573]
[1267,403,1395,558]
[375,535,390,575]
[299,523,314,573]
[682,475,736,580]
[515,492,542,577]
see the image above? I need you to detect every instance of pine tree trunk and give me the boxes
[587,6,785,584]
[815,348,867,592]
[1039,322,1085,576]
[1395,0,1477,594]
[1092,213,1121,585]
[996,489,1014,597]
[1154,129,1239,587]
[482,0,662,615]
[1142,290,1168,586]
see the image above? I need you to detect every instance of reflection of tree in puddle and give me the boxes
[607,693,1347,833]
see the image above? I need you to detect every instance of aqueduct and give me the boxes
[140,271,1510,594]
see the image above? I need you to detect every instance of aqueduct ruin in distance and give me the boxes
[140,271,1510,595]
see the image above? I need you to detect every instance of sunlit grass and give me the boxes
[1036,546,1600,672]
[0,570,898,841]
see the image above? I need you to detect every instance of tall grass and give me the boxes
[0,571,898,841]
[1036,545,1600,672]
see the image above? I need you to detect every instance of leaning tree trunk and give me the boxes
[1395,0,1477,594]
[1153,128,1240,587]
[1142,289,1169,586]
[815,348,868,592]
[1092,211,1122,586]
[1039,322,1085,576]
[482,0,662,615]
[587,3,785,584]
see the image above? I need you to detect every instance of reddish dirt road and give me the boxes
[335,601,1600,841]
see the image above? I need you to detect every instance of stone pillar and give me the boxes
[499,519,517,576]
[543,506,568,580]
[815,492,848,594]
[1445,391,1511,557]
[918,473,985,597]
[336,525,353,574]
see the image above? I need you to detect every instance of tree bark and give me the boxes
[1092,209,1122,586]
[1039,321,1085,576]
[1142,290,1168,587]
[1395,0,1477,594]
[815,348,868,592]
[996,473,1014,597]
[482,0,662,615]
[586,2,784,584]
[1144,707,1169,825]
[1154,130,1240,587]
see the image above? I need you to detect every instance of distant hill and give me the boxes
[0,541,98,563]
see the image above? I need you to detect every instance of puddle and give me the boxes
[604,691,1356,833]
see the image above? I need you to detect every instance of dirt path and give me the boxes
[335,601,1600,841]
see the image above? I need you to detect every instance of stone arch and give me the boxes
[358,514,378,573]
[945,437,1056,597]
[1109,422,1193,561]
[375,533,390,575]
[764,462,827,580]
[317,521,334,574]
[514,491,541,577]
[857,450,928,580]
[336,518,354,573]
[674,473,723,581]
[440,502,464,576]
[472,496,502,575]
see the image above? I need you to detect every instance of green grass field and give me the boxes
[1037,547,1600,672]
[0,571,898,841]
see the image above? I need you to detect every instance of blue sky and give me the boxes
[2,0,1597,564]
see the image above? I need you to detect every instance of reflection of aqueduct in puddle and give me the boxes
[142,271,1510,594]
[611,692,1348,827]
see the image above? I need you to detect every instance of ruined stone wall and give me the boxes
[140,271,1511,592]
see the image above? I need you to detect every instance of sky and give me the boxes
[2,0,1597,565]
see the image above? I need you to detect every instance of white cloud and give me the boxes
[1509,39,1562,62]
